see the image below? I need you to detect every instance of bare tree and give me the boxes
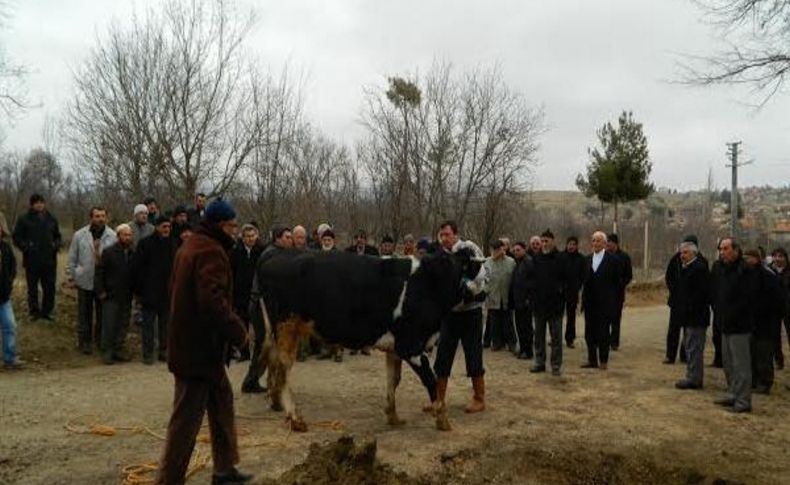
[682,0,790,105]
[360,62,544,244]
[0,1,28,120]
[65,0,262,202]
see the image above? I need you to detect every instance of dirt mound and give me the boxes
[435,438,745,485]
[255,435,424,485]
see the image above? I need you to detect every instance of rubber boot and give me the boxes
[465,376,485,414]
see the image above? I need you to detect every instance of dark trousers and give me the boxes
[434,309,484,378]
[77,288,103,347]
[514,307,534,356]
[565,294,578,344]
[485,309,515,350]
[243,301,266,387]
[666,307,688,363]
[585,311,610,366]
[101,298,131,357]
[609,296,625,348]
[752,336,775,392]
[25,264,56,317]
[142,307,169,359]
[534,312,563,370]
[157,373,239,485]
[712,321,723,367]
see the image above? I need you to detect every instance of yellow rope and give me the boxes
[64,413,345,483]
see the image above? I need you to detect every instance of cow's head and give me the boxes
[393,249,483,359]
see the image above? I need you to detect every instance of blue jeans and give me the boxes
[1,301,18,363]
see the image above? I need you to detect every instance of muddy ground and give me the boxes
[2,300,790,484]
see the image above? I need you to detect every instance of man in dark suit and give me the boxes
[582,231,622,370]
[606,233,632,351]
[563,236,585,348]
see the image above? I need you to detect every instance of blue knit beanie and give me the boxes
[205,198,236,223]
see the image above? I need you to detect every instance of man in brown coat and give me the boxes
[156,199,252,485]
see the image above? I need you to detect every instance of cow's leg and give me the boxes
[266,317,310,431]
[405,353,450,431]
[385,351,405,426]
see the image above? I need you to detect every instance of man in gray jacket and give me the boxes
[67,207,117,355]
[483,239,516,352]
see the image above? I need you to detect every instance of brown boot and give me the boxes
[465,376,485,414]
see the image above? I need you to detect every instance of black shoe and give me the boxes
[551,369,562,377]
[675,380,702,390]
[662,358,674,365]
[566,342,575,349]
[491,345,504,352]
[40,314,54,322]
[680,357,688,364]
[517,353,530,360]
[241,381,267,394]
[349,350,359,355]
[529,365,546,373]
[714,397,735,407]
[610,345,619,351]
[212,467,254,485]
[361,349,371,356]
[113,353,132,363]
[580,362,598,369]
[80,343,93,355]
[158,352,167,362]
[727,405,751,414]
[754,386,771,395]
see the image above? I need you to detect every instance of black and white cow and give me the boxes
[254,248,482,432]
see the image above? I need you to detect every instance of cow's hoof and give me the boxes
[288,417,308,432]
[421,402,436,415]
[435,415,452,432]
[270,402,284,412]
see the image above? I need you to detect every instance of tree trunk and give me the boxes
[613,200,619,235]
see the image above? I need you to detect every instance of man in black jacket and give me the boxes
[530,230,568,376]
[346,230,380,256]
[606,234,632,351]
[242,225,293,393]
[134,216,177,364]
[673,241,710,390]
[12,194,62,320]
[711,238,757,413]
[745,249,783,394]
[231,224,264,361]
[563,236,585,349]
[770,247,790,369]
[95,225,135,365]
[582,231,622,370]
[186,193,207,225]
[509,241,535,360]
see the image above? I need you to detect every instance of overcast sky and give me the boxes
[2,0,789,191]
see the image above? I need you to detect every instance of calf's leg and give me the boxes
[384,351,405,426]
[405,353,449,431]
[268,316,312,432]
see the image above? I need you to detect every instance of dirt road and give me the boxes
[2,305,789,484]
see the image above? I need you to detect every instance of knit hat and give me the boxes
[416,238,431,251]
[317,223,332,238]
[154,214,171,226]
[321,229,335,239]
[607,233,619,245]
[205,198,236,223]
[134,204,149,217]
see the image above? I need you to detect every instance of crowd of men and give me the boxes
[664,236,789,413]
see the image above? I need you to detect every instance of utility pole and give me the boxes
[725,141,752,238]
